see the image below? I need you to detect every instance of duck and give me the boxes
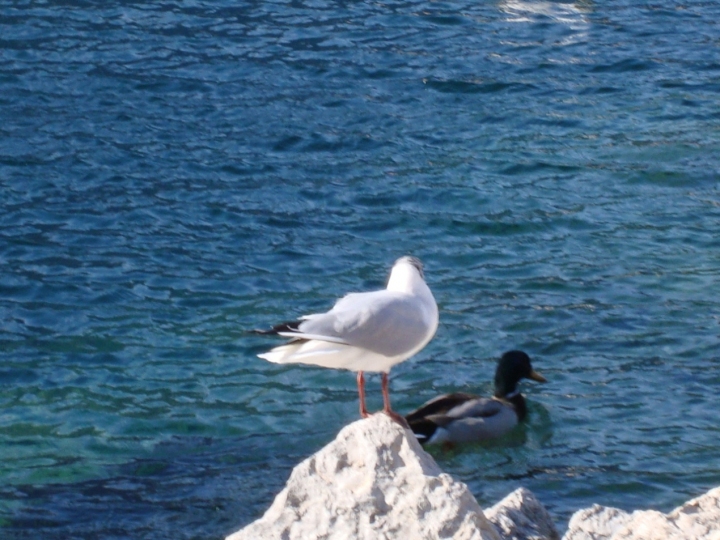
[253,256,438,425]
[405,350,546,445]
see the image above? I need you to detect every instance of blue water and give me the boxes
[2,0,720,537]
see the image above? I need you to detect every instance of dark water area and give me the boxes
[1,0,719,538]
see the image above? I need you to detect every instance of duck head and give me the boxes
[493,350,546,399]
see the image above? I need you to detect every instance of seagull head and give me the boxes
[393,256,424,279]
[386,256,428,292]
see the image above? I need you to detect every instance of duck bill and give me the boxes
[529,370,547,383]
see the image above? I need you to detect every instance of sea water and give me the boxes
[1,0,719,537]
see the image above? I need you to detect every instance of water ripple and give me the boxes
[2,0,720,538]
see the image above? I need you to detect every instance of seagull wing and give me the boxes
[282,290,432,358]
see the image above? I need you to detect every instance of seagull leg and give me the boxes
[381,372,409,428]
[357,371,370,418]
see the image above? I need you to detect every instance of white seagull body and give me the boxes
[255,256,438,421]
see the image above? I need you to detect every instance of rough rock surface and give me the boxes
[563,505,632,540]
[225,412,720,540]
[226,414,501,540]
[485,487,560,540]
[563,486,720,540]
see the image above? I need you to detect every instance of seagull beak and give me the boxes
[529,370,547,383]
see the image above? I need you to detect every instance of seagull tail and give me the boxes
[250,320,302,336]
[258,343,302,364]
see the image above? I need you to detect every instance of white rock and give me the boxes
[563,487,720,540]
[485,487,560,540]
[226,414,501,540]
[563,505,633,540]
[667,487,720,540]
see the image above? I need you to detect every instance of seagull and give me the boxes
[253,256,439,424]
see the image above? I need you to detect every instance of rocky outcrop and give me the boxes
[226,414,501,540]
[226,413,720,540]
[563,505,632,540]
[485,487,560,540]
[563,487,720,540]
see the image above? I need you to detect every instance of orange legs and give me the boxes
[357,371,370,418]
[381,372,408,427]
[355,371,408,427]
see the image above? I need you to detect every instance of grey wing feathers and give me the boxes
[405,392,479,422]
[444,397,504,419]
[292,290,430,357]
[407,393,505,428]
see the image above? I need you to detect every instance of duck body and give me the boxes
[406,350,546,445]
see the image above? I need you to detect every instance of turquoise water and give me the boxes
[2,0,720,537]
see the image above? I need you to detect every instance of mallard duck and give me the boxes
[405,350,546,445]
[253,256,438,424]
